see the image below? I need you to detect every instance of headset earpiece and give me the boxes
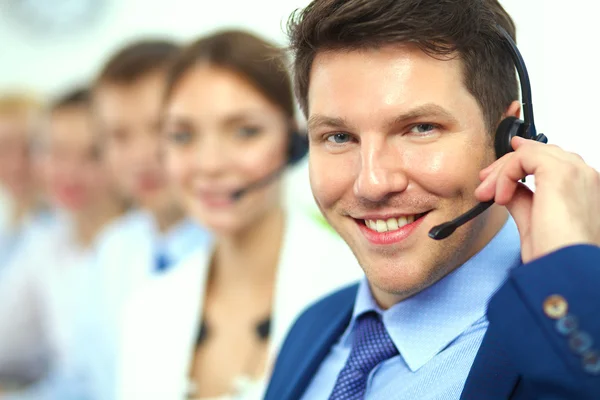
[429,25,548,240]
[231,130,308,200]
[287,130,309,165]
[494,116,528,159]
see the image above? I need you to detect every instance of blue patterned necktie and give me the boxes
[328,311,399,400]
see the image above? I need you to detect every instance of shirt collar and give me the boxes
[342,215,522,372]
[151,216,212,265]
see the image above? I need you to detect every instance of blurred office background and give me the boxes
[0,0,320,215]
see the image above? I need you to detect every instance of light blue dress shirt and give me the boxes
[152,216,210,273]
[301,216,522,400]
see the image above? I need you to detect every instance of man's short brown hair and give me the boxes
[50,87,90,112]
[287,0,519,134]
[95,39,179,86]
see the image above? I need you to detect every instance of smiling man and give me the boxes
[306,46,512,309]
[264,0,600,399]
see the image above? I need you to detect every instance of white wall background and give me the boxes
[0,0,311,95]
[0,0,597,169]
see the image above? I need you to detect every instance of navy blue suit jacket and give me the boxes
[264,245,600,399]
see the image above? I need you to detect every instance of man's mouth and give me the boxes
[362,212,429,233]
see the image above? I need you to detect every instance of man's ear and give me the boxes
[505,100,521,119]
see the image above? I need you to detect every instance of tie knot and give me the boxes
[347,311,398,374]
[327,312,399,399]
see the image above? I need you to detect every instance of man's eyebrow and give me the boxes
[388,104,458,128]
[308,104,457,133]
[307,115,351,133]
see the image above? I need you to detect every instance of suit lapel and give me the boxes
[461,321,521,400]
[280,285,357,400]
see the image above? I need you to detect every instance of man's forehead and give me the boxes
[309,44,461,77]
[307,46,469,126]
[95,73,164,102]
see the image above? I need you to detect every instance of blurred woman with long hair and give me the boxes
[118,30,362,400]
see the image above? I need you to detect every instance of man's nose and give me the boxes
[353,139,409,202]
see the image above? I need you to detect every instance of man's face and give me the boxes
[93,72,173,211]
[307,45,508,307]
[45,106,115,213]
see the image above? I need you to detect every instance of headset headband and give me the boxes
[496,25,537,139]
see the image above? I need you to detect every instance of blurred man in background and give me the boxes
[87,39,212,399]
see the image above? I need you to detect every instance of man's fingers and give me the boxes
[477,136,579,204]
[495,169,520,205]
[476,149,539,203]
[475,169,497,202]
[504,182,534,240]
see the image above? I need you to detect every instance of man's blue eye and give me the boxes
[410,124,436,134]
[326,133,351,144]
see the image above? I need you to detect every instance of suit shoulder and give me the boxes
[267,282,358,399]
[286,283,358,338]
[305,283,359,314]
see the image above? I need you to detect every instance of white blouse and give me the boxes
[117,210,364,400]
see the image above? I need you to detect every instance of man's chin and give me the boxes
[360,257,434,299]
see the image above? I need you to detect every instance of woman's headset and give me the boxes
[231,128,309,200]
[287,129,309,166]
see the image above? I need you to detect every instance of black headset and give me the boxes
[493,25,547,159]
[231,128,308,199]
[428,25,548,240]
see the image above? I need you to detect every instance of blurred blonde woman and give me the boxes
[0,93,48,268]
[0,88,126,399]
[117,30,363,400]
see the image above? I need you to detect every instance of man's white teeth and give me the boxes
[386,218,398,230]
[365,215,416,232]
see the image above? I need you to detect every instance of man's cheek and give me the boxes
[412,151,479,197]
[309,176,330,209]
[315,181,347,217]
